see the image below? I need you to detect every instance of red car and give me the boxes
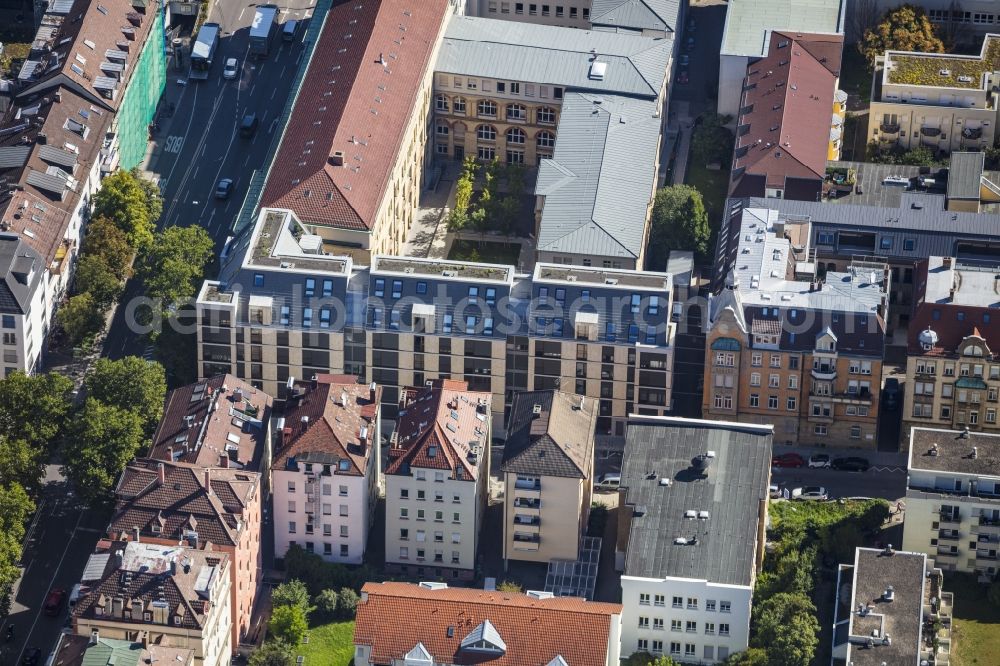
[677,69,690,85]
[772,453,806,468]
[43,588,66,616]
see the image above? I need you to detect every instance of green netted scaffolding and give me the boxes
[117,11,166,170]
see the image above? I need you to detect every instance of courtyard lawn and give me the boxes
[448,239,521,266]
[297,620,356,666]
[950,573,1000,666]
[684,161,729,233]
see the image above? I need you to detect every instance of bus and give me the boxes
[249,5,279,57]
[189,22,220,80]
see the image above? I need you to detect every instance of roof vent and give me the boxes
[532,404,542,417]
[588,61,607,80]
[659,478,671,486]
[882,585,895,602]
[882,543,895,556]
[329,151,345,166]
[960,426,971,439]
[930,443,939,456]
[972,446,978,459]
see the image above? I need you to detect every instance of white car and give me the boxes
[223,57,239,80]
[791,486,828,501]
[595,474,621,492]
[808,454,831,468]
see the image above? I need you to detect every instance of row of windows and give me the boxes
[638,595,732,613]
[399,507,463,523]
[397,546,461,564]
[290,540,349,558]
[438,77,564,100]
[437,123,557,149]
[913,383,1000,403]
[636,617,731,635]
[916,360,1000,378]
[913,403,998,424]
[492,2,590,20]
[435,96,559,124]
[400,488,464,501]
[288,521,350,535]
[287,481,349,495]
[816,231,918,252]
[288,502,349,517]
[928,9,997,24]
[398,528,463,543]
[634,640,729,661]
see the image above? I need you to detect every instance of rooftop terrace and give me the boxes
[247,209,351,274]
[885,34,1000,89]
[372,256,514,282]
[534,264,671,289]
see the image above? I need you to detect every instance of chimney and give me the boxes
[89,629,99,645]
[369,382,377,401]
[301,415,310,432]
[359,426,368,450]
[311,374,318,389]
[166,446,173,461]
[220,453,230,468]
[341,389,349,408]
[972,446,979,459]
[132,526,140,543]
[203,469,212,494]
[157,462,166,484]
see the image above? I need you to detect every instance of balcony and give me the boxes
[513,514,540,527]
[811,366,837,380]
[513,533,541,544]
[938,530,960,542]
[962,126,983,140]
[976,549,998,561]
[514,479,541,491]
[880,122,901,134]
[513,498,540,510]
[939,511,962,525]
[920,126,942,137]
[935,549,959,564]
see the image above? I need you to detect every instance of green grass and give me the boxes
[684,161,729,232]
[447,239,521,266]
[297,620,356,666]
[949,573,1000,666]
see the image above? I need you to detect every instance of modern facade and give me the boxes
[902,255,1000,437]
[105,459,261,649]
[831,547,953,666]
[432,17,671,269]
[705,202,889,447]
[72,541,232,666]
[869,34,1000,154]
[465,0,683,37]
[197,206,676,435]
[902,426,1000,578]
[272,375,382,564]
[616,416,772,664]
[500,390,596,565]
[354,581,623,666]
[718,0,845,118]
[383,380,490,580]
[730,32,845,200]
[256,0,453,262]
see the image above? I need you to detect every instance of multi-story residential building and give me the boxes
[198,206,676,435]
[433,17,671,269]
[72,541,232,666]
[616,416,772,664]
[255,0,453,262]
[869,34,1000,154]
[718,0,845,118]
[53,632,194,666]
[903,255,1000,436]
[272,375,382,564]
[730,32,846,200]
[0,0,165,369]
[105,460,261,649]
[705,203,889,447]
[902,427,1000,578]
[831,547,953,666]
[383,380,490,580]
[466,0,682,37]
[354,581,623,666]
[0,234,45,375]
[500,390,596,565]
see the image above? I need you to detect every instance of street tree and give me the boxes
[862,5,944,67]
[74,254,124,309]
[751,592,820,666]
[249,642,295,666]
[268,604,308,646]
[59,293,105,346]
[0,482,35,615]
[81,217,134,281]
[85,357,167,434]
[648,185,711,267]
[0,436,43,493]
[91,170,160,249]
[138,226,214,318]
[63,398,145,502]
[0,371,73,453]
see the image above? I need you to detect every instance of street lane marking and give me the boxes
[164,135,184,153]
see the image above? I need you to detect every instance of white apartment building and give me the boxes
[384,380,491,580]
[616,417,772,664]
[869,35,1000,154]
[0,234,46,375]
[903,426,1000,578]
[273,376,382,564]
[72,542,233,666]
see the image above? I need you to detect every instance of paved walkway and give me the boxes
[405,166,455,258]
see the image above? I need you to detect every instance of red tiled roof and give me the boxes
[150,374,273,472]
[274,375,381,474]
[355,582,621,666]
[259,0,450,230]
[730,32,843,195]
[386,379,491,480]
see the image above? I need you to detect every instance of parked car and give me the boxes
[685,37,696,51]
[595,473,621,492]
[832,456,871,472]
[687,18,696,32]
[215,178,234,199]
[43,587,66,616]
[771,452,805,468]
[808,453,831,468]
[883,377,900,411]
[769,483,782,499]
[679,54,690,67]
[22,647,41,666]
[792,486,828,500]
[677,69,690,85]
[223,57,240,80]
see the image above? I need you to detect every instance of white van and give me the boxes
[595,474,621,492]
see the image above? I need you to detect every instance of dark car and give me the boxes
[44,587,66,616]
[677,69,690,85]
[772,452,806,468]
[832,456,871,472]
[22,647,41,666]
[239,112,259,138]
[883,377,900,411]
[215,178,234,199]
[685,37,696,51]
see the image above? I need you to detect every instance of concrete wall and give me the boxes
[503,472,586,563]
[717,54,750,120]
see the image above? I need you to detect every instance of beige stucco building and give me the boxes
[501,390,596,564]
[869,35,1000,154]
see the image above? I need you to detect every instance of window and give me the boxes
[538,106,556,124]
[670,619,682,632]
[466,79,477,90]
[653,618,664,630]
[669,643,680,656]
[687,598,698,610]
[631,294,642,314]
[720,601,731,613]
[672,596,683,608]
[288,521,296,534]
[443,314,453,333]
[749,394,760,407]
[506,104,526,121]
[477,146,495,161]
[639,593,651,605]
[287,500,296,513]
[685,620,696,632]
[654,594,665,606]
[454,97,466,114]
[719,623,730,636]
[536,130,556,149]
[638,617,650,629]
[705,622,715,635]
[652,641,663,655]
[787,396,797,410]
[770,354,781,367]
[751,353,762,366]
[477,124,497,142]
[750,373,760,386]
[637,639,648,652]
[685,644,696,658]
[768,395,778,409]
[305,278,315,296]
[253,274,264,287]
[416,281,427,295]
[435,94,449,111]
[506,127,526,144]
[339,505,348,517]
[477,100,497,118]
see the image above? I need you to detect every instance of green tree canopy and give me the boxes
[272,579,312,614]
[0,482,35,615]
[623,653,679,666]
[691,113,734,166]
[0,436,44,493]
[751,592,820,666]
[84,357,167,434]
[269,604,308,646]
[63,398,145,502]
[75,254,125,309]
[138,226,215,318]
[0,371,73,453]
[337,587,359,619]
[648,184,711,267]
[59,292,105,345]
[313,588,340,621]
[82,217,135,281]
[721,648,769,665]
[248,641,295,666]
[91,170,161,249]
[861,4,944,67]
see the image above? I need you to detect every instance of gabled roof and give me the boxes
[591,0,681,33]
[275,375,381,475]
[355,582,622,666]
[386,379,491,480]
[730,32,843,196]
[0,234,42,315]
[502,391,595,479]
[259,0,450,230]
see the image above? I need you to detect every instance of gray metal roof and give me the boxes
[620,417,772,585]
[25,169,66,196]
[535,92,660,260]
[0,146,31,169]
[37,144,78,169]
[591,0,681,33]
[947,151,985,200]
[0,234,42,315]
[437,17,672,100]
[721,0,844,57]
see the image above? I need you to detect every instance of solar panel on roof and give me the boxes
[38,145,77,169]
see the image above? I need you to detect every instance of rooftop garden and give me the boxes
[887,36,1000,89]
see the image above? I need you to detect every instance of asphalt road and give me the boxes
[770,465,908,501]
[103,0,313,362]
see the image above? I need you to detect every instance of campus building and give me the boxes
[616,417,772,664]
